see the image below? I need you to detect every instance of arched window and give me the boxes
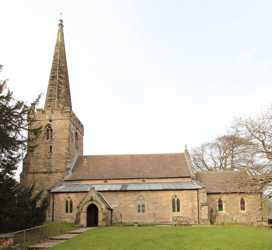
[69,200,73,213]
[218,198,223,212]
[137,197,145,213]
[240,198,245,211]
[176,198,180,212]
[65,199,73,213]
[172,198,176,212]
[172,195,181,212]
[141,203,145,213]
[45,124,53,140]
[65,200,69,213]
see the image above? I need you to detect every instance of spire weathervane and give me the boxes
[59,12,63,26]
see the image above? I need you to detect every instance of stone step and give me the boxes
[28,227,92,249]
[68,228,92,234]
[49,233,78,240]
[28,239,66,250]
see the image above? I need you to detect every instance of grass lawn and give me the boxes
[52,225,272,250]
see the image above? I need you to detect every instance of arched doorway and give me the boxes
[87,204,98,227]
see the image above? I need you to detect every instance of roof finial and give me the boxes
[59,12,63,26]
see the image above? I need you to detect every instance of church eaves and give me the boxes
[45,19,72,110]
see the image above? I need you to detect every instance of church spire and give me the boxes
[45,19,72,110]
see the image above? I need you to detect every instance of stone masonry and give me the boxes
[21,20,263,227]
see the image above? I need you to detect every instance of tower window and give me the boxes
[172,195,180,212]
[49,145,53,153]
[45,124,53,140]
[240,198,245,211]
[75,131,79,149]
[218,198,224,212]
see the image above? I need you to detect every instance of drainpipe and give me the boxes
[52,193,55,222]
[111,209,113,225]
[197,190,200,224]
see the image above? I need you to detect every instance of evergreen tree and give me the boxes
[0,66,47,233]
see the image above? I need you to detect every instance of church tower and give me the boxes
[21,20,84,192]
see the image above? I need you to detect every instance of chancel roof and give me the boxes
[196,170,260,194]
[65,153,192,181]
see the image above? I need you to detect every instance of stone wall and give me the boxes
[207,193,262,224]
[103,190,199,224]
[198,188,209,224]
[50,189,207,225]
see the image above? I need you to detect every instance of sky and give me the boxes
[1,0,272,162]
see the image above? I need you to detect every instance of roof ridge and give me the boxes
[198,170,247,174]
[79,152,185,157]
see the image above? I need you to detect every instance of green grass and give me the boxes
[52,225,272,250]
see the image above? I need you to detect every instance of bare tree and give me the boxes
[191,106,272,189]
[191,133,256,172]
[234,106,272,186]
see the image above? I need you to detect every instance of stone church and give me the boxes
[21,20,263,227]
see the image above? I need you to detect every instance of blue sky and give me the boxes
[1,0,272,160]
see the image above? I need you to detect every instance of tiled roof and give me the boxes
[196,170,260,194]
[65,153,192,180]
[51,181,202,193]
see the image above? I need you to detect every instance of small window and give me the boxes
[137,204,141,213]
[75,131,79,149]
[49,145,53,153]
[176,198,180,212]
[65,199,73,213]
[141,204,145,213]
[45,124,53,140]
[172,195,180,212]
[218,198,223,212]
[172,198,176,212]
[137,197,145,213]
[240,198,245,211]
[70,200,73,213]
[65,200,69,213]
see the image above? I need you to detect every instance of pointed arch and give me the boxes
[45,124,53,140]
[218,198,223,212]
[240,198,245,211]
[172,195,180,212]
[70,199,73,213]
[75,131,79,149]
[136,196,145,213]
[65,198,73,213]
[65,199,69,213]
[172,197,176,212]
[176,197,180,212]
